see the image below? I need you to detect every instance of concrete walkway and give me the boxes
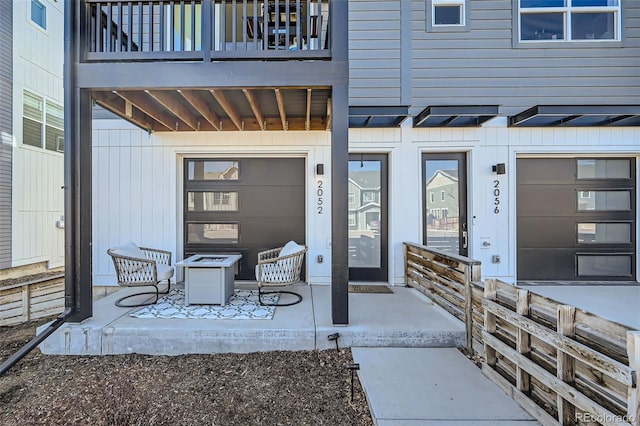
[352,347,540,425]
[516,284,640,329]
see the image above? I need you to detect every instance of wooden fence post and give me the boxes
[483,278,497,367]
[557,305,576,425]
[516,289,531,394]
[628,331,640,426]
[464,266,473,353]
[403,243,408,285]
[21,284,31,322]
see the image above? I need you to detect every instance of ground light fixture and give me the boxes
[344,363,360,402]
[327,332,340,350]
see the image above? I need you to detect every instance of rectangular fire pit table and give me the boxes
[176,254,242,306]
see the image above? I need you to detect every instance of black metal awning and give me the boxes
[509,105,640,127]
[349,106,410,128]
[413,105,500,127]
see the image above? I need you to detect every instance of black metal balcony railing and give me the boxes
[86,0,331,61]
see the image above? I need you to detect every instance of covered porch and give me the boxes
[64,0,351,326]
[39,282,465,355]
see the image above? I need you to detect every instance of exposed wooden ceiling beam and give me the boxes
[179,90,221,131]
[114,90,180,131]
[93,91,158,132]
[210,89,243,130]
[242,89,264,131]
[326,97,332,130]
[305,88,312,131]
[274,88,287,130]
[146,90,200,131]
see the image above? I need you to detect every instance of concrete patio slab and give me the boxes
[39,283,466,355]
[352,347,539,425]
[314,285,465,350]
[40,283,316,355]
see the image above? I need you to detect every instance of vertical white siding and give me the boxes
[92,119,333,286]
[11,0,65,269]
[95,115,640,286]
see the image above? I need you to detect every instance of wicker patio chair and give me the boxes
[107,242,174,307]
[256,241,307,306]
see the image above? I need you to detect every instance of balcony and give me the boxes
[86,0,332,62]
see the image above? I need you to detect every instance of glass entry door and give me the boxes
[422,153,468,256]
[348,154,388,281]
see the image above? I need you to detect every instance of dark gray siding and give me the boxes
[411,0,640,116]
[349,0,403,106]
[0,0,12,269]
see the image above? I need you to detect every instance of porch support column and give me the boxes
[64,0,93,322]
[331,0,349,325]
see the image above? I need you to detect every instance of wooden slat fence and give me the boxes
[404,242,482,352]
[403,242,639,425]
[483,278,639,426]
[0,274,65,326]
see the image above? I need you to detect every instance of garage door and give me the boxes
[517,158,636,281]
[183,158,305,280]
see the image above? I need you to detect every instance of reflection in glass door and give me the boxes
[422,153,468,256]
[348,154,388,281]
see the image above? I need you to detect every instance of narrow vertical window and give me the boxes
[23,91,44,148]
[45,101,64,152]
[31,0,47,30]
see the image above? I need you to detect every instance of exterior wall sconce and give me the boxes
[316,163,324,175]
[492,163,506,175]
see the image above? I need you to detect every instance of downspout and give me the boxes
[0,309,74,376]
[0,0,79,377]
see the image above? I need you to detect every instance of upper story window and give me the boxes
[433,0,465,26]
[23,91,64,153]
[427,0,469,32]
[519,0,620,42]
[30,0,47,30]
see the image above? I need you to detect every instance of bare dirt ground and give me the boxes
[0,317,373,426]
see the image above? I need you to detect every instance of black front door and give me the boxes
[348,154,388,281]
[183,158,305,280]
[422,153,469,256]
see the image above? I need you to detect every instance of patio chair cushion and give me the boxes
[279,241,305,258]
[111,241,146,259]
[157,263,175,281]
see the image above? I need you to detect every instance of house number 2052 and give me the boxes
[493,180,500,214]
[317,180,324,214]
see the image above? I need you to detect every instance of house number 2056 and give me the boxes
[493,180,500,214]
[317,180,324,214]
